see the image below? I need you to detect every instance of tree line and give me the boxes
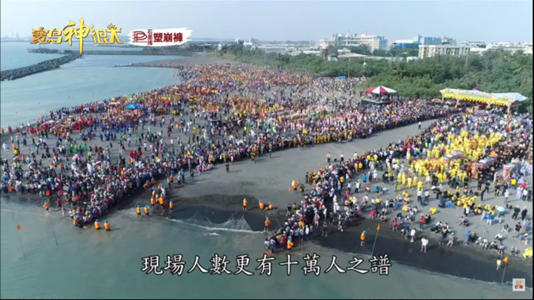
[219,43,532,112]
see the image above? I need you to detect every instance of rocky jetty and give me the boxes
[1,53,81,81]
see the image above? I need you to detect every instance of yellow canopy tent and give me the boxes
[440,88,527,107]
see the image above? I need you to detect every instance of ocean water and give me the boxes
[0,199,531,299]
[0,52,181,128]
[1,42,62,70]
[1,41,142,70]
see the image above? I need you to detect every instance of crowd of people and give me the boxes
[0,63,454,227]
[267,108,532,259]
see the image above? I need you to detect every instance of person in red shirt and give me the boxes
[419,216,425,229]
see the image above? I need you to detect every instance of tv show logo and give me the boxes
[128,28,192,46]
[30,18,124,54]
[513,278,526,291]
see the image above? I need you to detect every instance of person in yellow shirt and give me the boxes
[417,181,423,191]
[412,176,418,188]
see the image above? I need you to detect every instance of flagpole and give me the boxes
[501,257,508,284]
[371,224,380,257]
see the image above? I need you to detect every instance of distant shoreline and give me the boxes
[120,53,236,68]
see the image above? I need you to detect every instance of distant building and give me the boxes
[458,41,488,55]
[337,48,351,55]
[523,43,533,55]
[327,55,338,61]
[243,38,261,48]
[300,49,321,55]
[469,47,487,55]
[465,41,487,48]
[238,38,319,55]
[318,39,331,49]
[418,35,442,45]
[332,33,388,52]
[392,39,419,49]
[440,37,456,45]
[418,44,470,59]
[337,53,406,62]
[417,35,456,45]
[391,35,457,49]
[485,42,532,55]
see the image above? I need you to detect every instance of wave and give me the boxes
[166,213,260,234]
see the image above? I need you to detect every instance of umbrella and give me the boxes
[125,103,142,110]
[365,86,397,95]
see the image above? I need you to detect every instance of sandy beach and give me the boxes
[2,115,531,285]
[1,56,531,292]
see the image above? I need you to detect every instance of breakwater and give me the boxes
[1,53,81,81]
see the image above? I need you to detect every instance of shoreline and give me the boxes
[162,189,533,286]
[1,110,530,287]
[315,217,532,286]
[2,189,531,287]
[121,52,237,68]
[0,56,531,290]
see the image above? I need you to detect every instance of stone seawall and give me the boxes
[1,53,81,81]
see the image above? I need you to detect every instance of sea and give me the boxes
[1,42,178,128]
[0,42,531,299]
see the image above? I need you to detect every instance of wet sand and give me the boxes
[316,217,532,285]
[3,116,531,286]
[113,118,530,286]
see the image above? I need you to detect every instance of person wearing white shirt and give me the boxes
[421,237,428,253]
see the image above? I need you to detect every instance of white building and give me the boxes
[333,33,388,52]
[318,39,331,49]
[485,42,532,55]
[523,43,533,55]
[418,44,470,59]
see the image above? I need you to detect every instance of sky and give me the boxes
[1,0,532,43]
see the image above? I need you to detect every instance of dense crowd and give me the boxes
[1,64,455,228]
[267,109,532,258]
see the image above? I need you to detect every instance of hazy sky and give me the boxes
[1,0,532,42]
